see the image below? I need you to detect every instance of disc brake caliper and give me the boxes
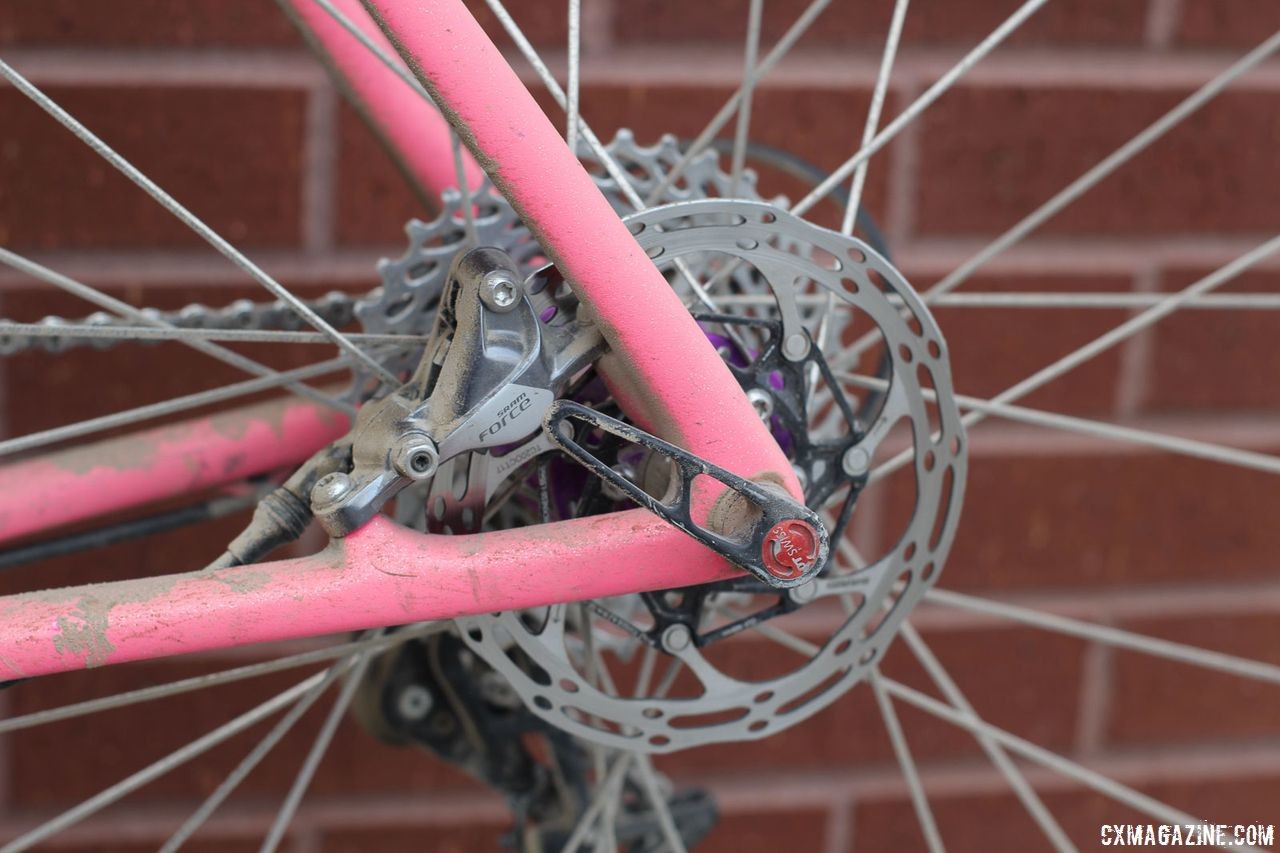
[313,248,603,537]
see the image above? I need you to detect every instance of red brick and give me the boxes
[465,0,567,47]
[337,81,895,244]
[7,652,487,808]
[613,0,1145,46]
[1176,1,1280,47]
[0,0,564,49]
[928,273,1132,415]
[915,88,1280,237]
[0,1,299,47]
[699,807,828,852]
[0,87,306,250]
[1106,612,1280,747]
[335,101,435,246]
[655,623,1083,776]
[1142,268,1280,412]
[322,823,509,852]
[50,841,263,853]
[853,773,1280,852]
[915,447,1280,591]
[0,281,354,439]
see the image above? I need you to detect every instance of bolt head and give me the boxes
[842,446,870,478]
[782,332,810,361]
[480,270,521,313]
[788,579,819,604]
[396,684,434,721]
[661,623,693,653]
[746,388,774,421]
[311,472,352,508]
[393,437,439,481]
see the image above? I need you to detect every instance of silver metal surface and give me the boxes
[459,199,967,752]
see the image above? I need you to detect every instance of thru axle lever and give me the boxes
[543,400,829,589]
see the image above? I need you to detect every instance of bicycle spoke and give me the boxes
[792,0,1050,218]
[713,292,1280,310]
[566,0,582,152]
[818,0,908,355]
[879,677,1268,852]
[755,622,819,656]
[644,0,833,206]
[0,672,325,853]
[0,59,397,388]
[916,29,1280,308]
[452,130,479,246]
[0,624,445,734]
[158,658,352,853]
[926,589,1280,686]
[635,754,688,853]
[832,27,1280,372]
[260,636,381,852]
[841,0,908,236]
[838,371,1280,476]
[0,354,354,458]
[563,752,633,852]
[873,233,1280,479]
[0,321,420,347]
[729,0,764,198]
[900,624,1074,853]
[869,669,945,853]
[0,248,351,415]
[480,0,740,330]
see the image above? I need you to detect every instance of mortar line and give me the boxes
[1144,0,1184,50]
[302,81,339,256]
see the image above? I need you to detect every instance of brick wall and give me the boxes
[1,1,1279,850]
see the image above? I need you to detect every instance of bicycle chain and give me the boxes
[0,291,363,357]
[0,132,757,368]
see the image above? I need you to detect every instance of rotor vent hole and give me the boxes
[669,707,749,730]
[917,363,942,442]
[928,466,956,553]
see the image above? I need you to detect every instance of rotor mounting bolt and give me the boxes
[311,472,353,508]
[393,437,439,481]
[746,388,774,422]
[661,623,693,653]
[782,332,810,362]
[842,446,870,478]
[480,270,522,313]
[396,684,434,722]
[787,579,819,604]
[762,518,821,581]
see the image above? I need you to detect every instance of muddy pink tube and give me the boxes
[283,0,484,200]
[0,398,349,544]
[364,0,801,512]
[0,513,737,678]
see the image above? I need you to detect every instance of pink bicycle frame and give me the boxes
[0,0,799,679]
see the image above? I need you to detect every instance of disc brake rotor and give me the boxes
[456,199,967,752]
